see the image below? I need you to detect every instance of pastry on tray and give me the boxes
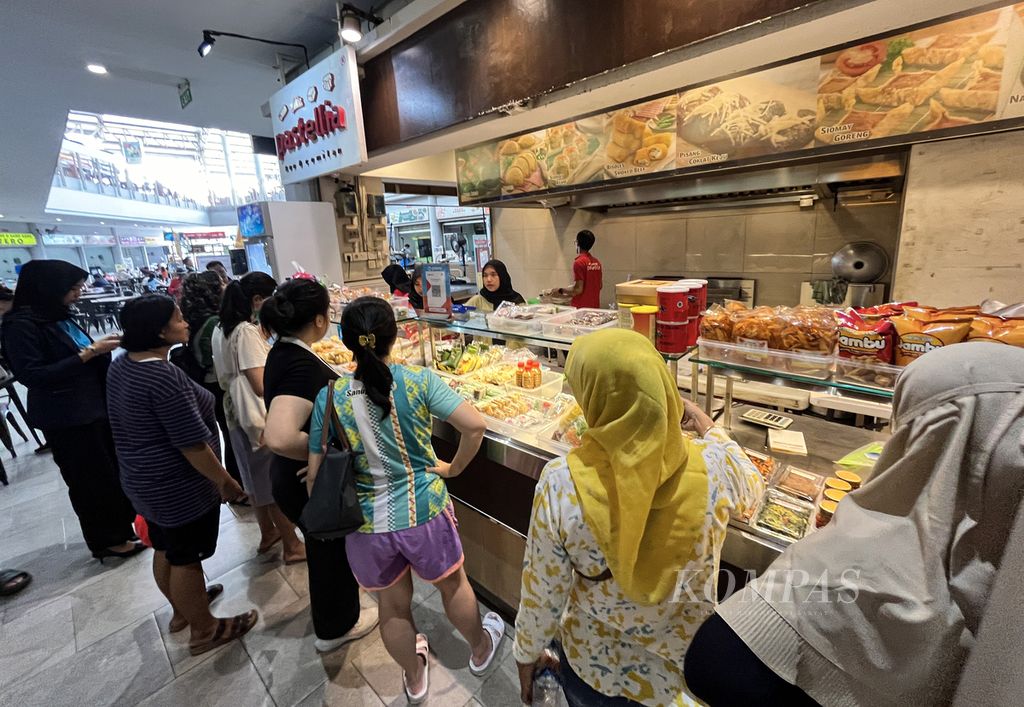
[937,60,1001,113]
[817,64,881,114]
[815,102,915,144]
[899,31,995,67]
[856,58,965,107]
[924,99,987,131]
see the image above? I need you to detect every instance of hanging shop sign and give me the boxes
[84,235,116,246]
[455,2,1024,203]
[435,205,485,221]
[145,235,168,246]
[270,46,367,184]
[388,207,430,225]
[121,139,143,164]
[119,235,146,246]
[42,234,83,246]
[181,231,228,241]
[0,233,38,247]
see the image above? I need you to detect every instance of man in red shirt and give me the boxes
[559,230,603,309]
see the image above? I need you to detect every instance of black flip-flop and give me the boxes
[0,569,32,596]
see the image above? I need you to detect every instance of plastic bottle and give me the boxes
[516,361,526,388]
[532,669,562,707]
[532,361,542,389]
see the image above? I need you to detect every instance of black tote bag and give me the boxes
[299,384,365,539]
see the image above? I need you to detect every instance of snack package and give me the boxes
[777,306,838,354]
[968,315,1024,347]
[731,306,785,349]
[857,301,917,322]
[891,313,972,366]
[552,401,588,447]
[699,303,736,342]
[836,309,895,363]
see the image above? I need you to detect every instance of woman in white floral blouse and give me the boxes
[514,329,763,706]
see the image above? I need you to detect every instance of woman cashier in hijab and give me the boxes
[466,260,525,313]
[0,261,141,562]
[685,342,1024,707]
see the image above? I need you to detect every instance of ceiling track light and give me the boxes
[197,29,310,69]
[337,3,384,44]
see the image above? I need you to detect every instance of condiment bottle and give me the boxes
[532,361,542,389]
[516,362,526,388]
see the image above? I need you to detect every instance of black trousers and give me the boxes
[201,382,241,484]
[684,613,821,706]
[272,461,361,640]
[46,419,137,554]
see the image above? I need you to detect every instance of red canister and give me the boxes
[657,286,691,323]
[685,316,699,346]
[656,320,688,354]
[677,279,708,313]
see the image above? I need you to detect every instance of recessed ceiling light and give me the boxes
[86,63,108,75]
[0,214,5,219]
[55,217,62,222]
[99,220,105,225]
[133,223,139,227]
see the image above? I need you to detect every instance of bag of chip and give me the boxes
[699,303,736,343]
[857,301,917,322]
[891,314,972,365]
[836,309,895,363]
[968,315,1024,347]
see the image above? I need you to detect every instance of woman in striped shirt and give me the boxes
[107,295,257,656]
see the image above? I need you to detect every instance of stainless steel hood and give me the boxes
[486,151,907,213]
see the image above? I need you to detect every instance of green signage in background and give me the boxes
[455,2,1024,203]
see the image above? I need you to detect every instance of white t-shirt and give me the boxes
[211,322,270,429]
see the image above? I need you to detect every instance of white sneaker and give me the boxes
[314,606,380,653]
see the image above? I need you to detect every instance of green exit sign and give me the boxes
[178,80,192,110]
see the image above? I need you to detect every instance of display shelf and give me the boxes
[690,355,894,400]
[424,317,691,360]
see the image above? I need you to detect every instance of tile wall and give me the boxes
[491,199,901,307]
[894,131,1024,307]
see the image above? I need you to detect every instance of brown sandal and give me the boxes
[169,584,225,633]
[257,533,282,555]
[189,609,258,656]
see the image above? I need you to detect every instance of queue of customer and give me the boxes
[3,258,1022,704]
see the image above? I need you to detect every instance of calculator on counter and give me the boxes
[740,409,794,430]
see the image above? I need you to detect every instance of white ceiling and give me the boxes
[0,0,376,228]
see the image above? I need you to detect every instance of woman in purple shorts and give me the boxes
[306,296,504,704]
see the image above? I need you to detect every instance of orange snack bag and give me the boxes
[968,316,1024,347]
[891,315,972,365]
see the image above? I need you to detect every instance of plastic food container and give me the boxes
[834,357,903,390]
[834,469,862,489]
[697,338,834,380]
[823,488,847,504]
[630,305,658,342]
[475,392,569,437]
[743,449,779,483]
[541,308,619,340]
[755,490,814,541]
[775,466,825,502]
[509,368,565,399]
[816,499,838,528]
[824,477,852,494]
[486,304,563,335]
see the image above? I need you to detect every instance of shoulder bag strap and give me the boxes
[319,382,352,453]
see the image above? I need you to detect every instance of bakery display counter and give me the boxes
[431,401,888,614]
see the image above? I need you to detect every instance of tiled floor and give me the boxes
[0,432,522,706]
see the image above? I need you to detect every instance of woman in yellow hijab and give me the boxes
[514,329,763,706]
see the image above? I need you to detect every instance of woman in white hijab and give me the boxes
[684,342,1024,706]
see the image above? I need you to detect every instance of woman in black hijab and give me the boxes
[467,259,525,312]
[380,264,412,298]
[1,261,141,561]
[408,263,425,311]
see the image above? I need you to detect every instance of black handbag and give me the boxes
[299,384,365,539]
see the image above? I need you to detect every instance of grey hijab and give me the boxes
[746,342,1024,705]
